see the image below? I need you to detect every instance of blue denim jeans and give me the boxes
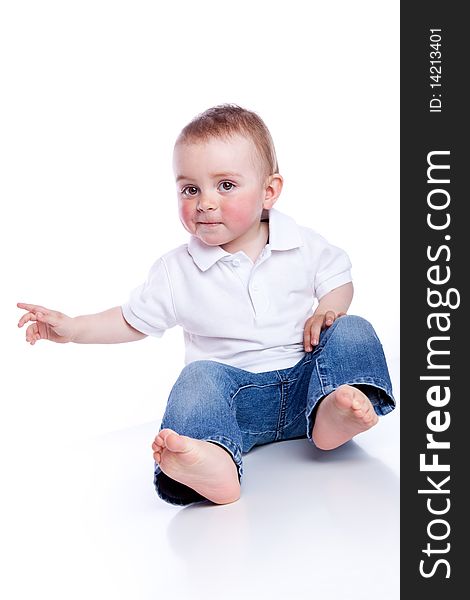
[154,315,395,505]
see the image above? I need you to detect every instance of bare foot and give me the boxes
[151,429,240,505]
[311,384,378,450]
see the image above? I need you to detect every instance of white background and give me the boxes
[1,1,399,598]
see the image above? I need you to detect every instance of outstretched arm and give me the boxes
[17,303,147,345]
[303,282,354,351]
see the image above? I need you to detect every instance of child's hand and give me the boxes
[303,310,346,352]
[17,303,75,345]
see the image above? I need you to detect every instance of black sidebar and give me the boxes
[401,2,466,597]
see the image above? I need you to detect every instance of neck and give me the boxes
[222,221,269,263]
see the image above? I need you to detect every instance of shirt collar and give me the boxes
[267,208,303,251]
[187,208,303,272]
[187,238,231,272]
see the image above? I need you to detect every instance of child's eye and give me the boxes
[181,186,198,197]
[218,181,235,192]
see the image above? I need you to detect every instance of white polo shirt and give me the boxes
[121,208,352,373]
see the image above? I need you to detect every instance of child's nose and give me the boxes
[197,192,218,211]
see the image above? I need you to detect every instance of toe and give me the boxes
[166,432,189,453]
[351,396,362,410]
[158,428,176,447]
[335,385,355,409]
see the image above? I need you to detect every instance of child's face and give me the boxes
[173,134,279,251]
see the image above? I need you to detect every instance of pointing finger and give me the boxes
[17,302,47,313]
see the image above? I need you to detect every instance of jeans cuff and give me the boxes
[205,435,244,483]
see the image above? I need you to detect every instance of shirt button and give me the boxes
[252,284,259,291]
[232,258,241,267]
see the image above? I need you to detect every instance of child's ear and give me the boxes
[263,173,283,209]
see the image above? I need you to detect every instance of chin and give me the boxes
[198,235,224,246]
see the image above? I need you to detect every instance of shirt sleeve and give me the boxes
[312,235,353,300]
[121,258,177,337]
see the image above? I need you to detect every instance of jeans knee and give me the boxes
[179,359,222,379]
[166,360,232,424]
[331,315,380,346]
[178,360,230,390]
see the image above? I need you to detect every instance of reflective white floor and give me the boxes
[4,359,399,600]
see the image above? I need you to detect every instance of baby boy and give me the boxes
[17,104,395,506]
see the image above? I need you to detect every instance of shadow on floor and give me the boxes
[49,422,399,600]
[166,438,399,599]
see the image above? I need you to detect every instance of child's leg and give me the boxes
[153,360,244,506]
[306,315,395,450]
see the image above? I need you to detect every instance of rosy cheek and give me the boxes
[222,198,254,227]
[179,201,194,223]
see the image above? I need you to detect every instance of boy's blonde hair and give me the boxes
[174,104,279,182]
